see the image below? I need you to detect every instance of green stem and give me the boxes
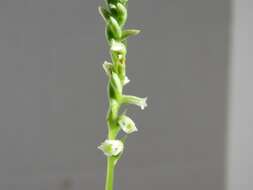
[105,83,120,190]
[105,157,115,190]
[99,1,143,190]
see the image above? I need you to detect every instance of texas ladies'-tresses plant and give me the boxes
[97,1,147,190]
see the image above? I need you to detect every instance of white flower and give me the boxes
[103,61,113,76]
[110,40,126,54]
[122,95,148,110]
[98,140,124,157]
[118,115,138,134]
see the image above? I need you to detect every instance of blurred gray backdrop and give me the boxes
[0,0,230,190]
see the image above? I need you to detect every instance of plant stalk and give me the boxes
[98,1,146,190]
[105,157,115,190]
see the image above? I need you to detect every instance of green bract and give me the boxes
[98,1,146,190]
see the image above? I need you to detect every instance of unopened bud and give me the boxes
[109,72,122,99]
[107,16,122,40]
[112,3,127,27]
[121,29,141,40]
[98,6,111,22]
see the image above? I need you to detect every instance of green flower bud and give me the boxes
[109,3,127,27]
[116,3,127,26]
[109,72,122,100]
[98,140,124,156]
[107,16,122,40]
[118,115,138,134]
[108,99,119,121]
[119,0,128,6]
[105,25,115,44]
[107,0,128,6]
[116,62,126,83]
[98,6,111,22]
[122,95,147,110]
[106,0,117,5]
[121,29,141,41]
[103,61,113,76]
[111,72,122,93]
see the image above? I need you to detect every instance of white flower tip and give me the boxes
[124,76,130,85]
[110,40,126,53]
[140,97,148,110]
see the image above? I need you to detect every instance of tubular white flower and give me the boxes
[122,95,148,110]
[98,140,124,157]
[118,115,138,134]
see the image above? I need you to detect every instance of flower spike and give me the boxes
[98,0,147,189]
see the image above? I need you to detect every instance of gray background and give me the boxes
[0,0,230,190]
[226,0,253,189]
